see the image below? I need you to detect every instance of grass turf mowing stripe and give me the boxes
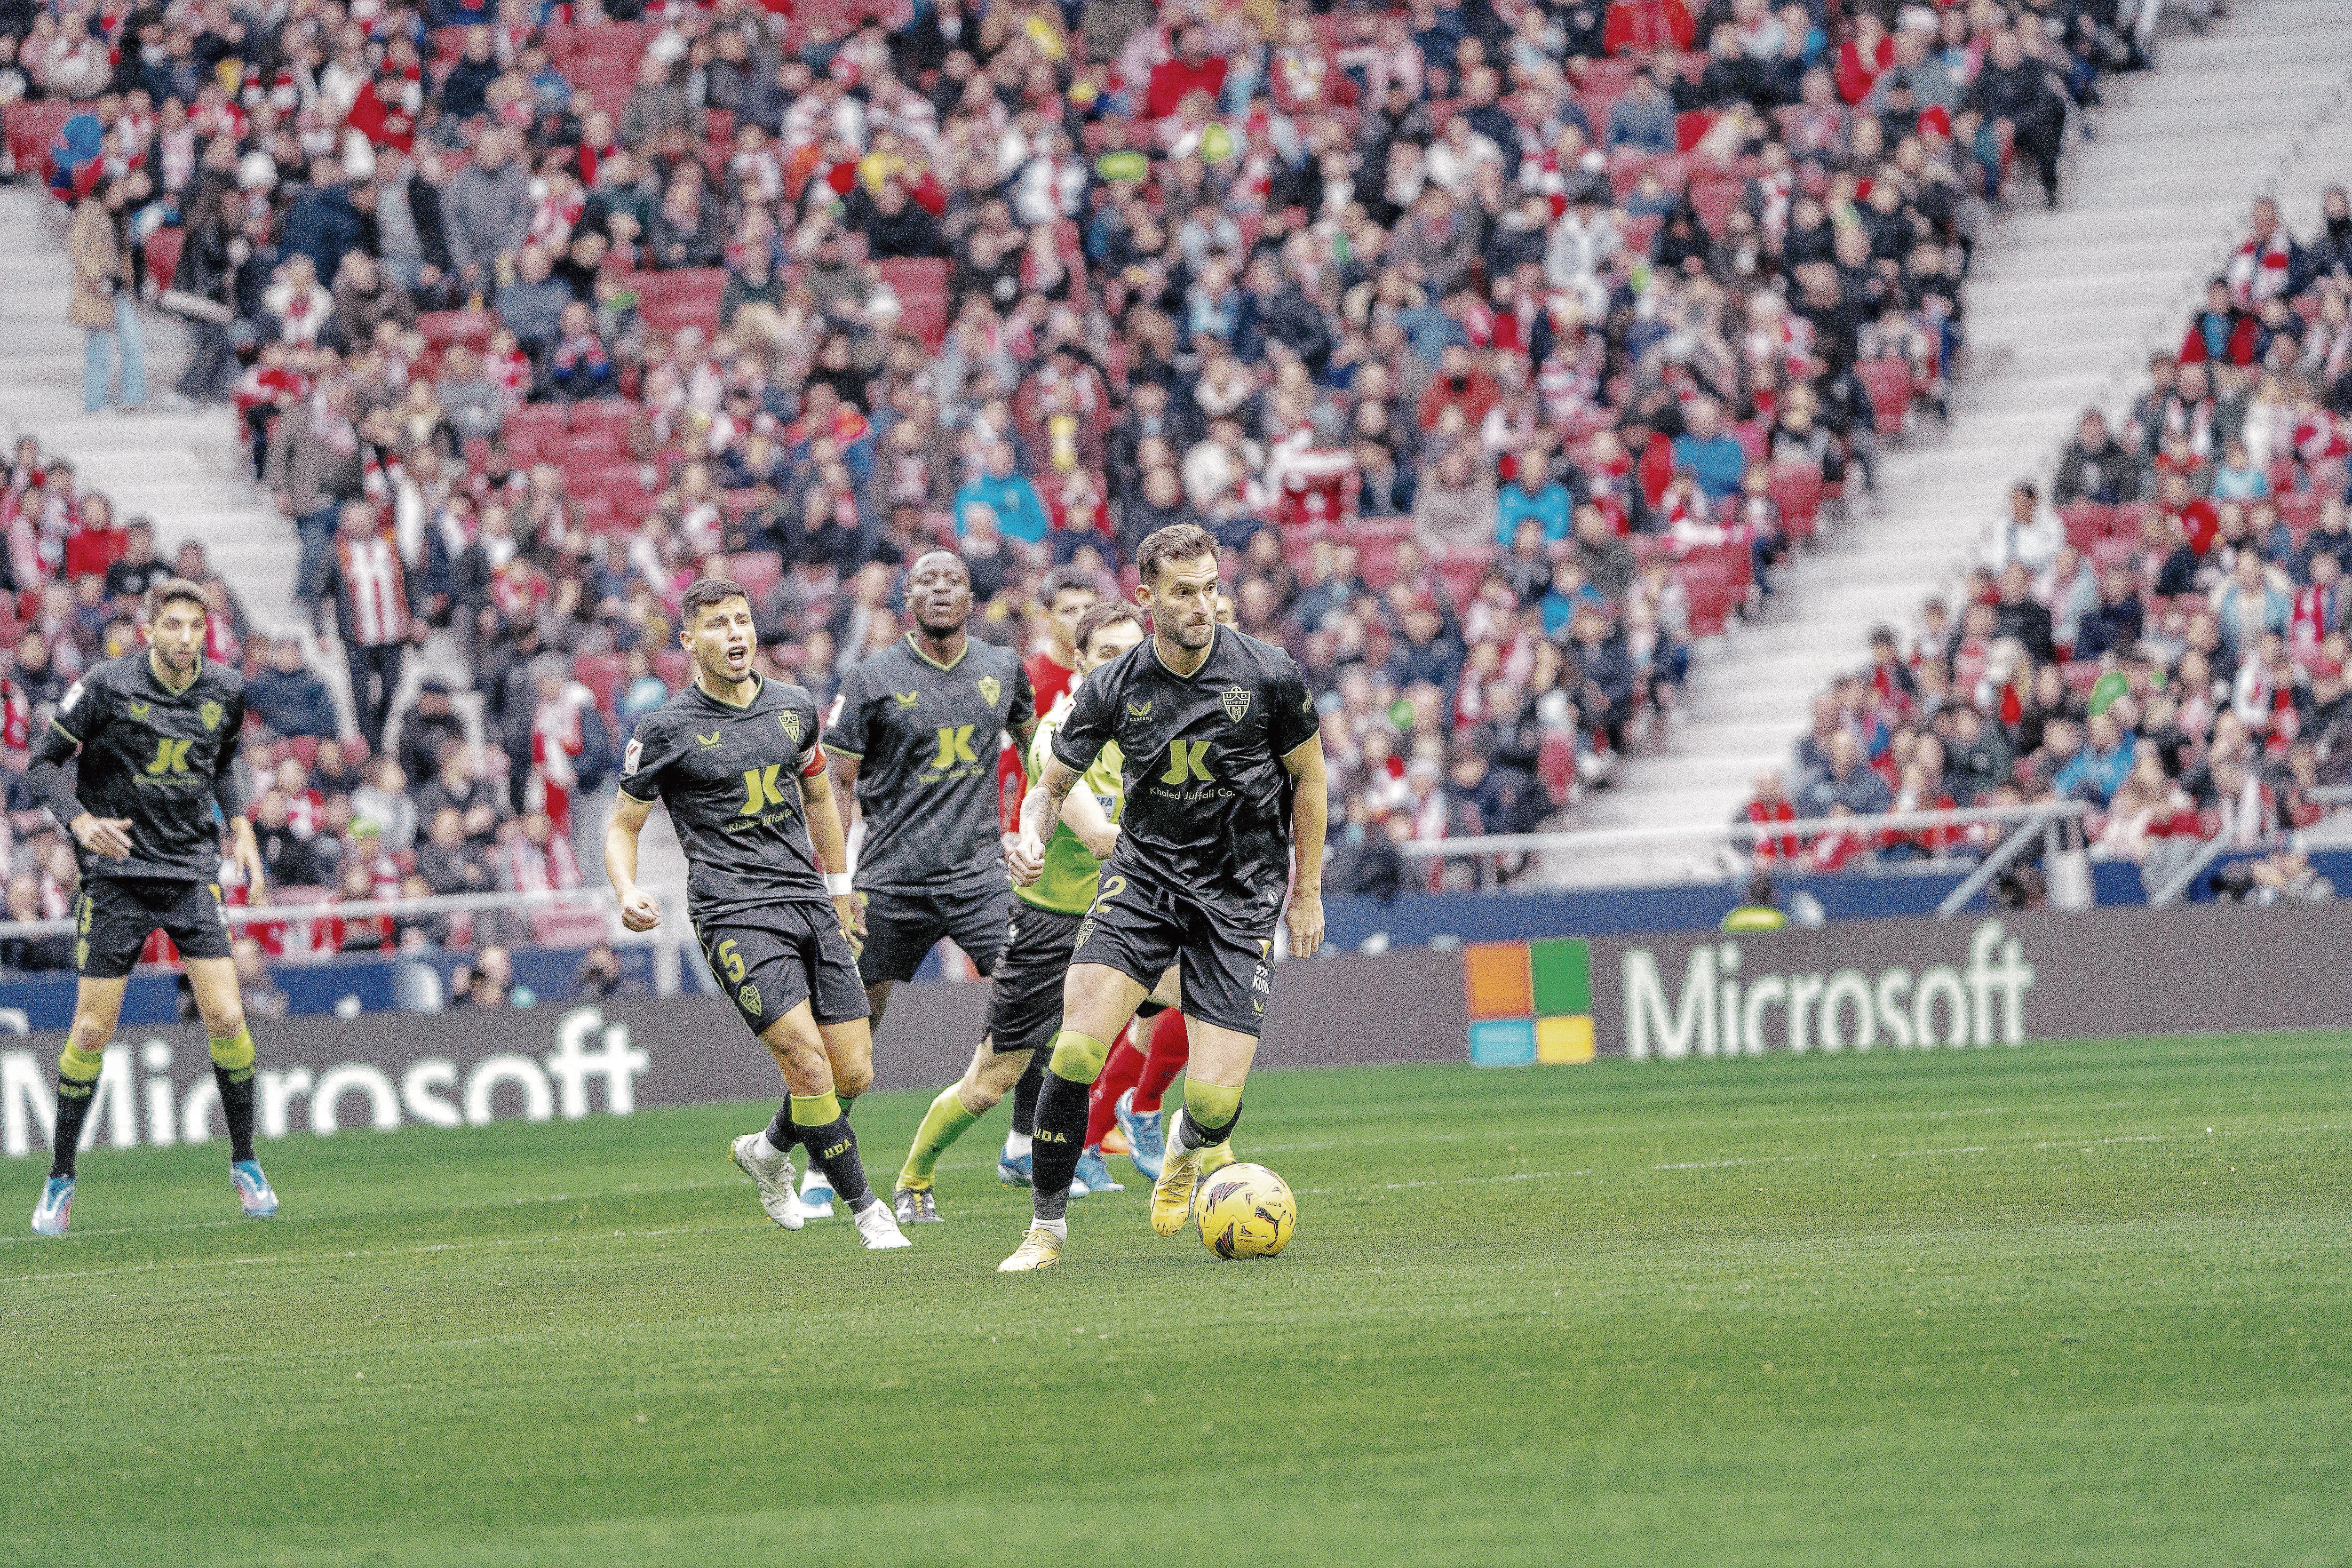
[2,1030,2347,1565]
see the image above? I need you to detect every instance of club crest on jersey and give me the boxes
[698,731,723,748]
[1126,700,1153,719]
[1221,688,1252,723]
[977,675,1001,707]
[779,710,803,742]
[893,690,921,709]
[199,700,223,731]
[739,983,763,1017]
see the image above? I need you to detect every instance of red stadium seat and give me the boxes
[5,100,75,186]
[2060,504,2115,549]
[877,257,950,350]
[143,226,185,292]
[723,550,784,604]
[1854,358,1914,436]
[572,652,626,711]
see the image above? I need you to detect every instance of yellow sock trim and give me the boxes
[1046,1030,1111,1083]
[208,1027,255,1072]
[58,1043,104,1083]
[900,1086,983,1186]
[1184,1079,1242,1132]
[791,1090,843,1127]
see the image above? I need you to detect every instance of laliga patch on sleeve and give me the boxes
[622,738,642,775]
[59,681,84,713]
[827,692,845,725]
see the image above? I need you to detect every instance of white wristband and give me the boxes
[826,872,855,897]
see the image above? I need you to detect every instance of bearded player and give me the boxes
[998,525,1327,1271]
[891,602,1175,1221]
[29,579,276,1236]
[810,550,1035,1216]
[604,578,911,1251]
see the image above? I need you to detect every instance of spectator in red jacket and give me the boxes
[1146,28,1228,121]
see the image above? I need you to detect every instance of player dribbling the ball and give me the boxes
[997,525,1328,1271]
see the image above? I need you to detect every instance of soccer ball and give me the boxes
[1194,1163,1296,1259]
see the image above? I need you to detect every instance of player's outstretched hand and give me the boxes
[618,887,662,932]
[1005,830,1047,887]
[70,813,135,861]
[1286,889,1325,960]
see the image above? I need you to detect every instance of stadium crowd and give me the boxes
[0,0,2156,966]
[1766,187,2352,891]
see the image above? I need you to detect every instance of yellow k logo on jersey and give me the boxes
[739,764,787,816]
[931,725,977,768]
[1160,739,1213,784]
[145,737,193,775]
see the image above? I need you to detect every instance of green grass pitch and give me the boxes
[4,1030,2349,1566]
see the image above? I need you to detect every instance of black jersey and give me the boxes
[51,653,246,883]
[1051,626,1319,909]
[618,677,832,923]
[824,633,1034,893]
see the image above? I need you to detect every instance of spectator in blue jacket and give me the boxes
[953,441,1050,546]
[1672,398,1748,501]
[245,636,341,738]
[2053,712,2133,804]
[1494,453,1572,546]
[1606,70,1677,153]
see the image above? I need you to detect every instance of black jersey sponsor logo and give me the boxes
[779,709,803,742]
[929,724,979,769]
[739,765,792,816]
[143,737,194,776]
[200,700,224,731]
[977,675,1001,706]
[1160,739,1215,784]
[1221,688,1251,723]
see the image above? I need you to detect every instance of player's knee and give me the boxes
[836,1059,874,1099]
[1047,1029,1111,1083]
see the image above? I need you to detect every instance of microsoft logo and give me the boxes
[1464,940,1594,1066]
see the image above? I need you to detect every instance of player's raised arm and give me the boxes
[1281,732,1328,959]
[604,790,662,931]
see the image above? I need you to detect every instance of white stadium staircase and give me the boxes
[1567,0,2352,887]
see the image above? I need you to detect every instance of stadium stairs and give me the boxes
[0,185,488,757]
[1564,0,2352,887]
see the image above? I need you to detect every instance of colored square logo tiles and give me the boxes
[1463,941,1595,1066]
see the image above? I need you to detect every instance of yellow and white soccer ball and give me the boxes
[1194,1162,1296,1259]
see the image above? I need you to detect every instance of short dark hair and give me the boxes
[680,576,752,625]
[145,577,209,620]
[1136,523,1218,586]
[1074,602,1145,657]
[1040,565,1099,609]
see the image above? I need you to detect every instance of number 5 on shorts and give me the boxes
[715,938,745,984]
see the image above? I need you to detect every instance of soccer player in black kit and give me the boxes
[812,550,1036,1214]
[604,578,911,1250]
[28,579,276,1236]
[998,525,1329,1271]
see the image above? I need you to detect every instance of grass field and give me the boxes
[4,1029,2349,1566]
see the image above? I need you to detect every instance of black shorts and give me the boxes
[857,880,1012,986]
[696,902,870,1036]
[1070,874,1280,1037]
[983,903,1083,1056]
[77,876,231,979]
